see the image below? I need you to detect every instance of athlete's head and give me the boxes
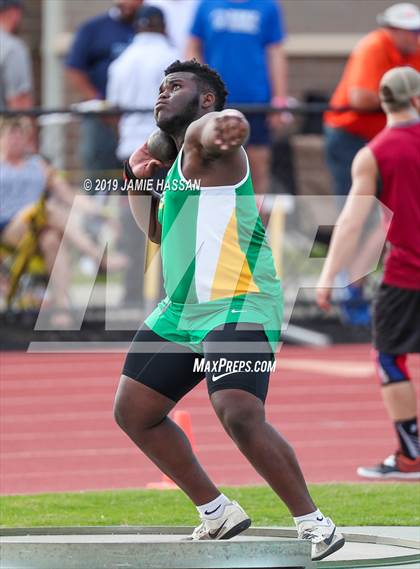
[379,66,420,114]
[154,60,228,135]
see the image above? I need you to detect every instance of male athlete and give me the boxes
[317,66,420,479]
[114,60,344,560]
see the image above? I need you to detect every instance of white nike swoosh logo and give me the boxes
[212,371,237,382]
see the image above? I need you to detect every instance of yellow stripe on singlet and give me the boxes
[210,211,259,301]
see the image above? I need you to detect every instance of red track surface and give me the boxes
[1,345,419,495]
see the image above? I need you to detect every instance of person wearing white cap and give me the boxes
[323,2,420,326]
[377,2,420,32]
[317,66,420,480]
[325,2,420,195]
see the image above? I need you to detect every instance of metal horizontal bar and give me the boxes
[0,104,382,118]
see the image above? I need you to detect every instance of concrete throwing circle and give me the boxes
[0,526,419,569]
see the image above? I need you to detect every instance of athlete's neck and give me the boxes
[171,128,188,151]
[170,110,210,151]
[387,108,419,127]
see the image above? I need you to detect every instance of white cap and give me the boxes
[377,3,420,30]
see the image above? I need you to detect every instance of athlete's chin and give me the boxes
[156,114,178,134]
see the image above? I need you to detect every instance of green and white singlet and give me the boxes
[145,147,283,353]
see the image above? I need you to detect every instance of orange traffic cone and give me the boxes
[147,410,195,490]
[174,410,196,449]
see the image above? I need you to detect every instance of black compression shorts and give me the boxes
[122,323,274,403]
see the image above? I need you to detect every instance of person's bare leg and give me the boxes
[373,352,419,459]
[114,376,221,505]
[46,201,126,270]
[381,382,417,421]
[47,202,103,257]
[1,216,27,247]
[211,389,316,516]
[2,217,71,322]
[382,382,419,460]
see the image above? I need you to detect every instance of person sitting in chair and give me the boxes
[0,117,126,325]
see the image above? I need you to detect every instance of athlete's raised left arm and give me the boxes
[316,146,378,311]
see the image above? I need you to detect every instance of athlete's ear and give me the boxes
[201,91,216,110]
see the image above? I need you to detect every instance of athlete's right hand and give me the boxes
[128,142,165,179]
[212,113,249,152]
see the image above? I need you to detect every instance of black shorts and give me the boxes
[373,283,420,354]
[122,323,274,403]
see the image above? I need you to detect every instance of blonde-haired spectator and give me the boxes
[0,118,126,326]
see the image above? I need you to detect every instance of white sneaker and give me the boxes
[188,501,251,540]
[297,517,345,561]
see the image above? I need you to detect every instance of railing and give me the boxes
[1,102,383,116]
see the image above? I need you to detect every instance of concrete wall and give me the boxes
[282,0,394,34]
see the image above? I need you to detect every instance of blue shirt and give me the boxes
[66,11,136,98]
[191,0,285,104]
[0,155,46,225]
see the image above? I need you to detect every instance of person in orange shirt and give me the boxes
[324,3,420,197]
[323,2,420,326]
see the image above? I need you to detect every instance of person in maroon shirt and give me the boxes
[316,66,420,480]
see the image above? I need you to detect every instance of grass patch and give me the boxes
[1,484,418,528]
